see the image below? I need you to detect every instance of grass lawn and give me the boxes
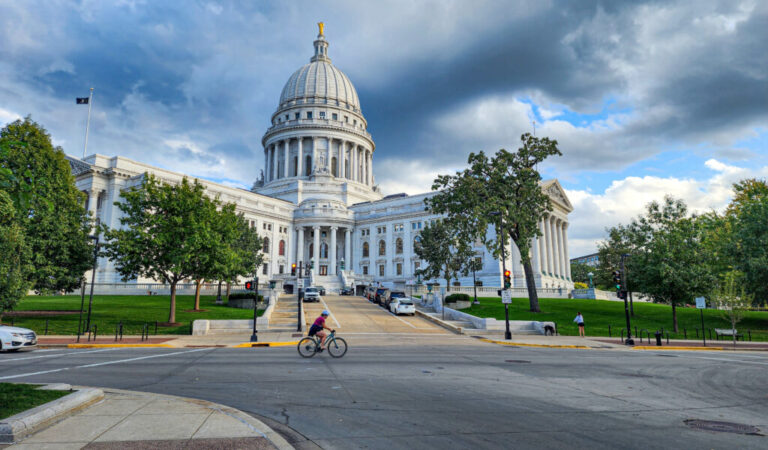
[464,297,768,342]
[2,294,265,336]
[0,383,71,419]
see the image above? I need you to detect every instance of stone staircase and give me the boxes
[419,310,479,334]
[268,295,301,332]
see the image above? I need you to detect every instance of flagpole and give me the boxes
[83,87,94,158]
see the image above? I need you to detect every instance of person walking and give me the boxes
[574,312,585,337]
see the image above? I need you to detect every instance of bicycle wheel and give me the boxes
[327,337,348,358]
[297,337,318,358]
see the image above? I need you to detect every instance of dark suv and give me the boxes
[374,288,390,305]
[383,291,406,309]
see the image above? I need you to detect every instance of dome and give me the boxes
[279,61,360,111]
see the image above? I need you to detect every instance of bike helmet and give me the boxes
[321,310,330,316]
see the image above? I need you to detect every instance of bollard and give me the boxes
[634,326,638,339]
[119,322,123,341]
[115,324,119,342]
[45,320,49,336]
[666,332,670,345]
[155,321,158,335]
[608,325,612,337]
[93,325,98,342]
[748,330,752,342]
[695,328,699,338]
[708,329,712,340]
[683,328,687,340]
[655,331,662,346]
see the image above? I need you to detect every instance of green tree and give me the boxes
[100,175,220,324]
[414,220,473,291]
[596,224,640,315]
[725,179,768,304]
[0,117,92,293]
[569,262,593,286]
[712,270,753,349]
[428,133,562,312]
[0,191,31,319]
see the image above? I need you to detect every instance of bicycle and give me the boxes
[297,330,348,358]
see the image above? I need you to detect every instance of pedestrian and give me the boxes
[573,312,585,337]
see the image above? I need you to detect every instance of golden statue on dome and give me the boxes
[318,22,325,36]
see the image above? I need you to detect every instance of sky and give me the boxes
[1,0,766,257]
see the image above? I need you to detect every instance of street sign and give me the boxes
[501,289,512,304]
[695,297,706,309]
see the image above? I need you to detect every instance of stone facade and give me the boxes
[68,26,574,292]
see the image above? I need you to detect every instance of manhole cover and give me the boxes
[684,420,762,435]
[505,360,531,363]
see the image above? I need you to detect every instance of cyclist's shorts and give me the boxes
[308,324,322,336]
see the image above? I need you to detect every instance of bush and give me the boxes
[574,282,588,289]
[445,293,470,303]
[228,293,264,301]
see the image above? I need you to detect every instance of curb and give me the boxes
[66,343,175,349]
[98,387,294,450]
[415,310,462,334]
[633,346,724,351]
[234,341,299,348]
[478,338,592,349]
[0,385,104,444]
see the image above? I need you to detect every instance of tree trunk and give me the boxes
[522,259,540,312]
[193,279,202,311]
[629,290,634,317]
[226,282,231,301]
[671,303,678,333]
[169,282,177,324]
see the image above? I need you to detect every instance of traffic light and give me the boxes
[612,270,622,290]
[617,290,627,300]
[245,280,253,290]
[503,270,511,289]
[291,263,296,276]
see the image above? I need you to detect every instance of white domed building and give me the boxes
[69,25,574,293]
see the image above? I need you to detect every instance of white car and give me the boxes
[303,287,321,302]
[389,297,416,315]
[0,325,38,352]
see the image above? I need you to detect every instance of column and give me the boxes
[556,219,565,279]
[544,217,554,276]
[326,137,332,173]
[532,236,541,276]
[313,225,320,278]
[551,217,560,278]
[297,137,304,177]
[340,142,346,179]
[404,223,412,277]
[264,149,270,182]
[563,223,571,280]
[296,227,304,266]
[330,226,338,275]
[271,144,278,181]
[511,240,524,284]
[283,139,290,178]
[344,228,351,272]
[311,137,317,173]
[353,145,359,181]
[287,226,294,267]
[539,220,548,276]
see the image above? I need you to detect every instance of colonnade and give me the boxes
[294,225,353,278]
[532,214,570,281]
[264,137,372,185]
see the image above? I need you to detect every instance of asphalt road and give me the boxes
[2,337,767,449]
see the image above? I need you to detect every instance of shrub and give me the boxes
[574,282,588,289]
[228,293,264,301]
[445,293,470,303]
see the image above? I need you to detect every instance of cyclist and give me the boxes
[309,310,334,351]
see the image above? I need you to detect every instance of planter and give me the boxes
[446,300,472,310]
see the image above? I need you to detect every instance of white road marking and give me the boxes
[387,312,434,330]
[0,348,123,363]
[680,354,768,366]
[0,348,208,380]
[319,297,341,328]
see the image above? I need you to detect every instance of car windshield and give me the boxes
[305,288,318,293]
[391,292,405,298]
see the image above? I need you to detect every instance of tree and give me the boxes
[0,117,92,293]
[428,133,562,312]
[621,197,715,332]
[596,224,639,314]
[712,271,752,349]
[100,175,220,324]
[414,220,472,291]
[569,262,593,286]
[725,179,768,305]
[0,191,30,319]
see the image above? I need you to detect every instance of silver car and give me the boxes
[303,287,321,302]
[0,325,38,352]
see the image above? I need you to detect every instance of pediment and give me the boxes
[541,179,573,212]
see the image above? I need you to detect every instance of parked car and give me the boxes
[316,286,326,295]
[341,287,354,296]
[390,297,416,316]
[374,288,390,305]
[303,287,321,302]
[365,286,377,301]
[383,291,407,309]
[0,325,38,352]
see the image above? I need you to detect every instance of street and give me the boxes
[2,334,767,449]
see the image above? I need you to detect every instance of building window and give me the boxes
[379,240,386,256]
[285,114,289,121]
[305,155,312,176]
[279,265,284,274]
[279,240,285,256]
[396,263,402,276]
[394,224,403,232]
[320,243,328,258]
[414,236,421,248]
[306,112,313,119]
[319,111,326,118]
[262,264,268,275]
[345,116,349,123]
[332,113,338,120]
[309,243,314,257]
[379,264,385,276]
[263,238,270,253]
[295,112,300,120]
[363,265,368,275]
[362,242,369,257]
[377,226,386,234]
[332,157,338,176]
[396,238,403,254]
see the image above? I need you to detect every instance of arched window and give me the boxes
[332,157,338,177]
[414,235,421,249]
[362,242,369,258]
[395,237,403,254]
[309,243,313,257]
[279,240,285,256]
[305,155,312,176]
[262,237,270,253]
[320,243,328,258]
[293,156,298,176]
[379,240,386,256]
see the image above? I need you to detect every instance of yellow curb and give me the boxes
[633,346,724,351]
[479,338,591,349]
[234,341,300,348]
[67,343,175,348]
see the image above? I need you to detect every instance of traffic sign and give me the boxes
[501,289,512,304]
[695,297,706,309]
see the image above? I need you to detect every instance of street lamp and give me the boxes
[489,211,511,340]
[587,272,594,289]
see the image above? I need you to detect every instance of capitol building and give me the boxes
[69,26,574,293]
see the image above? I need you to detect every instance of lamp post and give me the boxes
[620,254,634,346]
[472,260,479,305]
[587,272,594,289]
[250,277,260,342]
[84,235,99,333]
[490,211,511,340]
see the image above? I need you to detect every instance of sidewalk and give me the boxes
[37,331,304,349]
[6,387,292,449]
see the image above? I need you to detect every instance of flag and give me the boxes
[76,97,89,104]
